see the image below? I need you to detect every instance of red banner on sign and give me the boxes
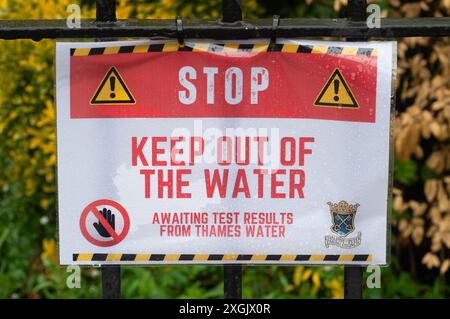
[70,49,377,122]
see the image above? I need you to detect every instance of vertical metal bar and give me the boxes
[95,0,120,299]
[344,266,363,299]
[224,265,243,299]
[102,266,121,299]
[344,0,367,300]
[221,0,243,299]
[96,0,117,22]
[222,0,242,23]
[347,0,367,21]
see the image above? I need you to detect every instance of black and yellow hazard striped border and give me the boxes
[73,253,372,263]
[70,43,378,57]
[70,43,375,265]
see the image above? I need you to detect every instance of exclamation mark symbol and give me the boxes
[109,76,116,99]
[333,79,339,102]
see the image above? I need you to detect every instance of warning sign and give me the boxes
[90,66,135,105]
[57,40,395,265]
[79,199,130,247]
[314,68,358,108]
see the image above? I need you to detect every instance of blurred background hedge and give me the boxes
[0,0,449,298]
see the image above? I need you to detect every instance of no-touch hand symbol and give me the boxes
[79,199,130,247]
[93,208,116,238]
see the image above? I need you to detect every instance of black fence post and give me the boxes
[344,266,363,299]
[221,0,243,299]
[95,0,121,299]
[96,0,117,22]
[102,265,121,299]
[344,0,367,300]
[347,0,367,22]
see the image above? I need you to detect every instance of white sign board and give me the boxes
[56,39,395,265]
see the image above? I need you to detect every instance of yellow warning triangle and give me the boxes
[314,69,358,108]
[90,66,135,105]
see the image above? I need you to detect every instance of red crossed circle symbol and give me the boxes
[79,199,130,247]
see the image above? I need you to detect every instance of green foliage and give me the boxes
[364,259,449,299]
[395,156,443,187]
[395,159,418,186]
[243,266,343,299]
[13,263,344,299]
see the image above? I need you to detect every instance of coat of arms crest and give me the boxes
[327,200,359,237]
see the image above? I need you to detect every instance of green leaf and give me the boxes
[395,159,418,186]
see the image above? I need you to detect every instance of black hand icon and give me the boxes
[93,208,115,238]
